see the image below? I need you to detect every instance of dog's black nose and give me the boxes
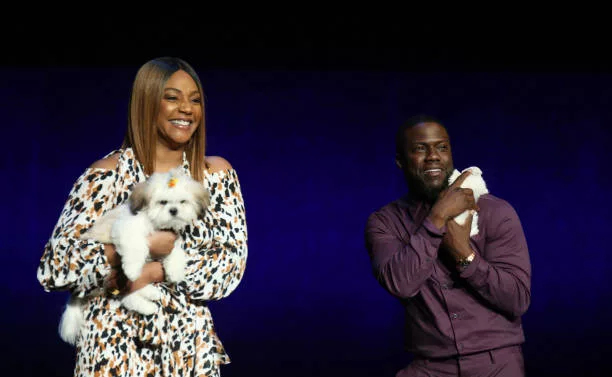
[169,208,178,216]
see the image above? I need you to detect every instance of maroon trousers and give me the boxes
[396,346,525,377]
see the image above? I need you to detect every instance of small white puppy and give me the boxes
[447,166,489,237]
[58,168,209,345]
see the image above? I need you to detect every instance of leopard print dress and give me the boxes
[37,148,248,377]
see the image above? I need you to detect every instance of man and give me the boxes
[364,115,531,377]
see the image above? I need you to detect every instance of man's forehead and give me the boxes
[405,122,449,143]
[409,137,449,144]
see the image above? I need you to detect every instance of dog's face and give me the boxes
[129,168,210,232]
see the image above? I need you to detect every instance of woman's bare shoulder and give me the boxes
[89,152,120,170]
[205,156,233,173]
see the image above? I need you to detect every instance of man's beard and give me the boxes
[406,171,451,203]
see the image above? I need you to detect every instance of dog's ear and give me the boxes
[194,186,211,220]
[129,182,149,214]
[463,166,482,177]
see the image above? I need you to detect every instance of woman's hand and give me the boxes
[103,230,174,296]
[147,231,178,258]
[104,261,165,296]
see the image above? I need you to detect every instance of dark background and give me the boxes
[2,13,610,377]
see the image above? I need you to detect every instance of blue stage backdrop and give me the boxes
[1,66,610,377]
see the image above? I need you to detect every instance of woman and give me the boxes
[37,57,248,377]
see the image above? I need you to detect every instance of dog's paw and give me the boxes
[163,250,187,283]
[469,213,480,237]
[122,263,144,282]
[134,301,158,316]
[121,292,158,316]
[453,210,469,226]
[138,285,162,301]
[164,263,186,283]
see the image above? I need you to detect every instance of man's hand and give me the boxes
[443,211,475,262]
[429,170,479,229]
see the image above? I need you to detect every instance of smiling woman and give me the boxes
[37,57,248,377]
[157,70,203,150]
[121,58,208,181]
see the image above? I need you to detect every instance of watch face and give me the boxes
[458,253,475,268]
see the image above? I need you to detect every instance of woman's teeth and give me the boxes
[170,120,190,128]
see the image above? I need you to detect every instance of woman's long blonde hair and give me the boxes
[122,57,206,182]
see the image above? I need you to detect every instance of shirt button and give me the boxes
[441,283,449,289]
[451,313,458,319]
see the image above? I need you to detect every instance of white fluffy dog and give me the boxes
[448,166,489,237]
[58,168,209,345]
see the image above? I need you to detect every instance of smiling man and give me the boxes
[364,115,532,377]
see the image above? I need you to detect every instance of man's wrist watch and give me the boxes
[457,252,476,268]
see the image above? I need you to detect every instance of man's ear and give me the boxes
[395,154,403,169]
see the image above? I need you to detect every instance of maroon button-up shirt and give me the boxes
[365,193,531,359]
